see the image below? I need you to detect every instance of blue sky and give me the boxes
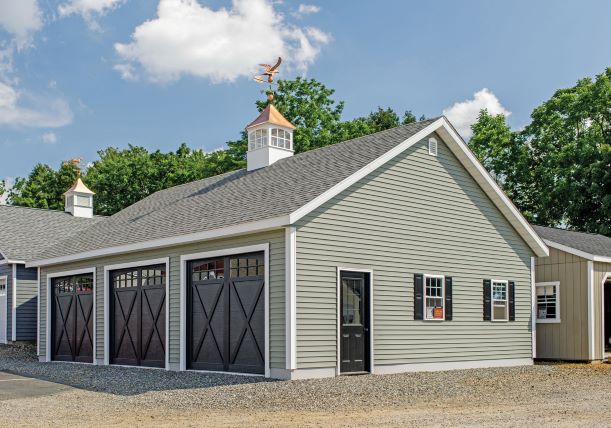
[1,0,610,189]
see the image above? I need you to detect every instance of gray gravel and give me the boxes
[1,344,611,427]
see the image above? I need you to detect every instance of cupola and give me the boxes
[245,98,295,171]
[64,177,95,218]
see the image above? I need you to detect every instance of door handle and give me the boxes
[363,327,369,332]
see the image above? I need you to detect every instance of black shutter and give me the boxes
[483,279,491,321]
[508,281,515,321]
[444,276,453,320]
[414,274,423,320]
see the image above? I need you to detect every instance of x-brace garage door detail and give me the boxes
[110,264,166,368]
[52,274,94,363]
[188,252,265,374]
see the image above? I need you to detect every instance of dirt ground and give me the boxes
[1,345,610,427]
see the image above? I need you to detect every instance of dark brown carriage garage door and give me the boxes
[52,274,94,363]
[188,252,265,374]
[110,264,166,368]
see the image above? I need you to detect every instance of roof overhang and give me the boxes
[0,248,24,265]
[543,239,611,263]
[28,116,549,268]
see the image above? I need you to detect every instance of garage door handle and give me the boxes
[363,327,369,332]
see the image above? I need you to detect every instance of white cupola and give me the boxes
[64,177,95,218]
[245,102,295,171]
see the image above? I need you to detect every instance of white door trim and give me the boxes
[46,267,97,363]
[336,267,374,376]
[103,257,170,369]
[179,243,270,377]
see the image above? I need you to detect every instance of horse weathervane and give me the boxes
[254,57,282,101]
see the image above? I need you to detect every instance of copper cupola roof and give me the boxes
[246,104,296,130]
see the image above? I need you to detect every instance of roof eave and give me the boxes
[543,239,611,263]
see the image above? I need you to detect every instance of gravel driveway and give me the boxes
[1,344,610,427]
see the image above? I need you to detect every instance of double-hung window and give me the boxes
[536,282,560,323]
[424,274,445,320]
[491,280,508,321]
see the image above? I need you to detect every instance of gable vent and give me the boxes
[428,137,438,156]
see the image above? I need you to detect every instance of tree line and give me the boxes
[2,69,609,236]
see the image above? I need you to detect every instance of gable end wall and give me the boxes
[295,133,534,369]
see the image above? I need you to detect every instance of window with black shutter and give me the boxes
[508,281,515,321]
[444,277,453,320]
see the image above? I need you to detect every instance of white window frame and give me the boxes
[535,281,560,324]
[423,274,445,321]
[491,279,509,322]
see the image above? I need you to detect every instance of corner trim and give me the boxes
[11,264,16,341]
[103,257,170,369]
[36,267,40,355]
[0,275,7,344]
[179,243,271,377]
[374,358,533,375]
[587,261,595,360]
[285,226,297,370]
[530,257,536,359]
[46,267,97,363]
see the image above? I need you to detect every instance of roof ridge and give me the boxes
[0,204,106,218]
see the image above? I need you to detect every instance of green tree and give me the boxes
[9,162,79,210]
[0,180,5,200]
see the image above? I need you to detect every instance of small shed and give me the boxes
[532,226,611,361]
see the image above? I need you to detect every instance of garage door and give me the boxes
[52,274,94,363]
[188,252,265,374]
[110,265,166,368]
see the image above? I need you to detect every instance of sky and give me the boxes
[0,0,610,195]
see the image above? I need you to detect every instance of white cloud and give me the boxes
[113,63,138,81]
[58,0,125,29]
[0,0,43,48]
[442,88,511,138]
[0,81,73,128]
[297,4,320,15]
[41,131,57,144]
[114,0,330,83]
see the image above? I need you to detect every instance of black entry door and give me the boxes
[110,265,166,368]
[188,252,265,374]
[605,281,611,351]
[340,271,370,374]
[52,274,94,363]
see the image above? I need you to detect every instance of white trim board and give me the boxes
[530,257,536,359]
[543,239,611,263]
[587,261,595,360]
[336,267,374,376]
[103,257,170,369]
[179,243,271,378]
[374,358,533,375]
[46,267,97,363]
[11,264,16,341]
[27,117,548,269]
[285,227,297,371]
[0,275,8,344]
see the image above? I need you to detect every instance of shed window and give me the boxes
[424,274,445,320]
[491,280,508,321]
[536,282,560,323]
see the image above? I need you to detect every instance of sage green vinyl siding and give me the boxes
[534,247,589,360]
[295,134,534,369]
[593,261,610,360]
[39,230,285,368]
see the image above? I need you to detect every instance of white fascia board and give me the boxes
[543,239,611,263]
[27,215,289,268]
[288,116,549,258]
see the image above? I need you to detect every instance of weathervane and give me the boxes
[254,57,282,101]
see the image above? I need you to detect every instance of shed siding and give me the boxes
[295,135,534,369]
[15,277,37,341]
[39,229,285,368]
[593,261,610,360]
[534,247,589,360]
[0,264,11,341]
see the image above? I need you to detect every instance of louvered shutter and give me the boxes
[508,281,516,321]
[483,279,492,321]
[414,274,424,320]
[444,276,453,320]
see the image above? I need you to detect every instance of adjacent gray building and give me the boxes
[0,200,103,345]
[27,111,549,379]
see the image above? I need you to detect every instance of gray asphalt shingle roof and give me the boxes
[34,118,439,261]
[0,205,104,262]
[532,225,611,259]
